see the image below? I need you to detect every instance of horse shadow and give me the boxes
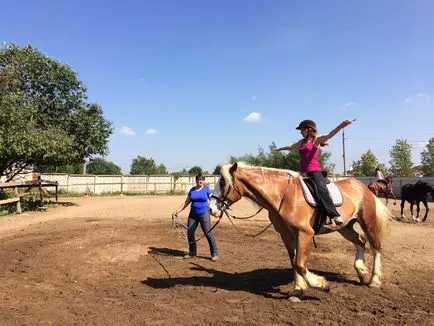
[143,248,359,300]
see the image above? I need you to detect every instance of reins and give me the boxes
[215,175,292,238]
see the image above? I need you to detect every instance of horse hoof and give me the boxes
[358,273,371,285]
[288,289,304,302]
[422,218,427,223]
[368,275,381,288]
[288,295,303,303]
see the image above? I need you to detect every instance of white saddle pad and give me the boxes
[298,176,343,207]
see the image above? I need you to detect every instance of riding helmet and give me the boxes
[296,119,317,131]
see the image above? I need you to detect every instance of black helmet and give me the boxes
[296,119,317,131]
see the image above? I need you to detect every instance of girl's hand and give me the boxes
[342,119,352,127]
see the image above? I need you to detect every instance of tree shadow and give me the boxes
[141,260,359,300]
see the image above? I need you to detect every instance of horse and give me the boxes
[368,176,396,205]
[400,181,434,223]
[209,162,391,302]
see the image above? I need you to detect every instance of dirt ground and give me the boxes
[0,195,433,326]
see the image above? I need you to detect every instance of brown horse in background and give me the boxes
[209,163,391,302]
[368,176,396,205]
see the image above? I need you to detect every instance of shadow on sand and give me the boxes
[143,247,360,300]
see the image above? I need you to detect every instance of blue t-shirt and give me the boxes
[188,185,211,215]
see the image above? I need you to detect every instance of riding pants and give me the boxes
[306,171,340,218]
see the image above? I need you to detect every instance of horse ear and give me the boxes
[229,162,238,175]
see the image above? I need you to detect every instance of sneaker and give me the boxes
[184,254,195,259]
[333,216,344,226]
[211,256,219,262]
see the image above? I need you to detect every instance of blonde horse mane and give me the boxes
[220,162,299,188]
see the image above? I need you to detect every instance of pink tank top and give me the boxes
[299,138,321,173]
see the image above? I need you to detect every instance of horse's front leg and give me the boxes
[295,228,330,293]
[269,213,307,302]
[400,200,405,219]
[422,199,429,222]
[410,202,417,221]
[281,233,308,302]
[416,202,421,223]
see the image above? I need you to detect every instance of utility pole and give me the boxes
[342,129,346,176]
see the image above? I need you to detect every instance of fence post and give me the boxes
[14,187,22,214]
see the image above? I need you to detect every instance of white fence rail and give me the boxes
[23,173,434,198]
[40,174,220,195]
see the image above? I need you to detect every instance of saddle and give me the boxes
[298,174,343,234]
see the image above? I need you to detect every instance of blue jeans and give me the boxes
[187,211,218,257]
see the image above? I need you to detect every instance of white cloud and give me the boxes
[243,112,261,123]
[119,126,135,136]
[145,129,158,135]
[342,102,354,108]
[411,141,429,148]
[405,92,430,103]
[252,96,257,101]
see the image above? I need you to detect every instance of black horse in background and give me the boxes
[400,181,434,222]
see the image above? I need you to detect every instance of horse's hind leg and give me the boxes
[338,224,370,285]
[368,249,382,288]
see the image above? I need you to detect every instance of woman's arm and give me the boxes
[274,139,303,151]
[172,196,191,216]
[316,119,352,145]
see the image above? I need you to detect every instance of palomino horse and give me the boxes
[368,176,396,205]
[400,181,434,223]
[209,163,391,302]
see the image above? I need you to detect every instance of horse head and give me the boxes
[209,162,244,216]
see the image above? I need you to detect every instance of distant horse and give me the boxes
[400,181,434,223]
[368,176,396,205]
[209,163,391,302]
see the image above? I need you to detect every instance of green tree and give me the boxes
[350,150,387,177]
[389,139,413,177]
[130,156,167,175]
[421,137,434,176]
[212,165,221,175]
[86,158,121,175]
[188,166,203,176]
[36,163,83,174]
[0,44,112,181]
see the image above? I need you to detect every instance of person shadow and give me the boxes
[143,247,359,300]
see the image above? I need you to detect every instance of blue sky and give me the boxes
[2,0,433,173]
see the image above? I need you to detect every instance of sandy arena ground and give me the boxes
[0,195,433,325]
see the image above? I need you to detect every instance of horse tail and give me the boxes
[374,195,394,243]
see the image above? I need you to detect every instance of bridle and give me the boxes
[210,175,292,237]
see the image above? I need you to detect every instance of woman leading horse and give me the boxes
[209,163,391,302]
